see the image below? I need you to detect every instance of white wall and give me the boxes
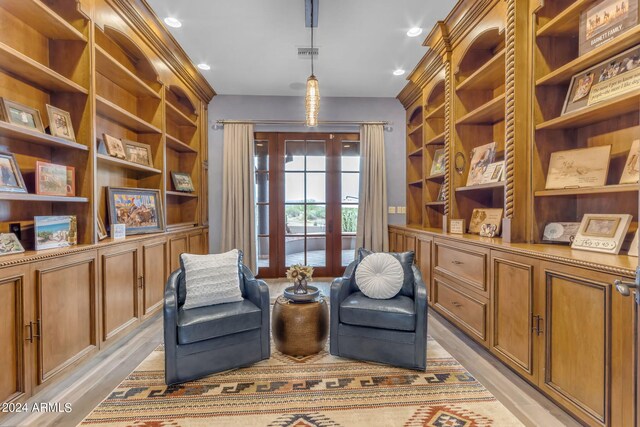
[207,95,406,252]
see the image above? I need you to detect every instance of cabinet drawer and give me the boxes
[434,240,488,295]
[434,277,487,342]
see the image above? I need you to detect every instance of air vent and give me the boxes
[297,47,318,59]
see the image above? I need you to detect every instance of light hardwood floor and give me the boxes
[3,282,579,427]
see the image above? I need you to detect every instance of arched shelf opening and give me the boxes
[408,104,423,129]
[167,84,198,116]
[426,80,446,113]
[456,27,504,79]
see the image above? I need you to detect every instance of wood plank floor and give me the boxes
[3,286,580,427]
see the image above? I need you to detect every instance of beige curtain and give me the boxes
[356,124,389,252]
[221,123,257,272]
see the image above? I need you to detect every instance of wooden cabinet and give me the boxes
[434,238,489,298]
[169,233,189,272]
[141,237,169,317]
[188,230,206,255]
[433,275,488,342]
[416,236,432,301]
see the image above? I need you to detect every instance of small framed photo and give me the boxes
[436,184,445,202]
[45,104,76,142]
[103,133,126,159]
[34,216,77,251]
[97,215,108,241]
[111,223,126,240]
[619,139,640,184]
[171,172,195,192]
[468,208,503,235]
[579,0,639,56]
[0,152,27,194]
[123,140,153,167]
[546,146,611,190]
[466,142,497,186]
[0,233,25,256]
[572,214,632,254]
[107,187,164,235]
[35,161,75,197]
[0,98,44,133]
[430,149,446,176]
[542,222,581,244]
[450,219,465,235]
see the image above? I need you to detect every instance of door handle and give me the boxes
[32,319,41,340]
[532,315,543,336]
[25,322,33,343]
[138,276,144,289]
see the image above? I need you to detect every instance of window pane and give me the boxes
[285,204,305,235]
[306,237,326,267]
[257,204,269,235]
[341,173,359,203]
[255,172,269,203]
[285,140,305,171]
[254,141,269,170]
[341,141,360,172]
[342,236,357,266]
[285,172,304,203]
[285,236,305,266]
[306,173,326,203]
[258,236,269,268]
[342,205,358,233]
[306,205,326,234]
[306,140,326,171]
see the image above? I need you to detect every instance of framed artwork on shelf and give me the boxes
[450,219,465,235]
[620,139,640,184]
[430,149,446,176]
[468,208,503,235]
[545,146,611,190]
[106,187,164,235]
[563,45,640,115]
[103,133,126,159]
[436,185,445,202]
[479,161,505,185]
[572,214,632,254]
[111,223,126,240]
[97,215,107,241]
[543,222,581,244]
[0,152,27,193]
[466,142,496,186]
[579,0,638,56]
[0,98,44,133]
[123,140,153,167]
[45,104,76,142]
[171,172,195,192]
[35,161,75,197]
[628,230,638,256]
[0,233,24,256]
[34,216,77,251]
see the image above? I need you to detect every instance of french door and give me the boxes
[254,132,360,278]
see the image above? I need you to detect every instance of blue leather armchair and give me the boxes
[164,264,270,385]
[330,252,428,370]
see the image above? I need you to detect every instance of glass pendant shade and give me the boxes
[305,74,320,127]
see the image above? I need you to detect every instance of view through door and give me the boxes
[254,132,360,278]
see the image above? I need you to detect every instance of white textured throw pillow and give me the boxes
[181,250,244,310]
[355,252,404,299]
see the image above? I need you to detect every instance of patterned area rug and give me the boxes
[80,337,522,426]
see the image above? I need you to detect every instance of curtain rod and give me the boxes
[215,119,391,126]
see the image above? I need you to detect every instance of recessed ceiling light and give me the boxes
[164,17,182,28]
[197,63,211,71]
[393,69,406,76]
[407,27,423,37]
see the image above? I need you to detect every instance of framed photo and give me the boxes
[0,233,25,256]
[45,104,76,142]
[563,45,640,115]
[103,134,126,159]
[436,184,445,202]
[572,214,632,254]
[468,208,503,235]
[620,139,640,184]
[0,98,44,132]
[35,161,75,197]
[123,140,153,167]
[466,142,496,186]
[0,152,27,193]
[579,0,638,56]
[545,146,611,190]
[543,222,581,244]
[628,230,638,257]
[171,172,195,192]
[478,160,505,185]
[450,219,465,235]
[34,216,77,251]
[97,215,107,241]
[111,223,126,240]
[430,149,446,176]
[106,187,164,235]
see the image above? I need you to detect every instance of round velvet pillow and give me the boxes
[355,253,404,299]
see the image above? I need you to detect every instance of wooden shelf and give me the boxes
[424,103,445,120]
[457,49,505,91]
[167,191,198,198]
[95,45,160,99]
[167,221,198,230]
[537,26,640,86]
[535,184,638,197]
[96,96,162,134]
[0,121,88,151]
[1,0,87,41]
[425,132,446,146]
[97,153,162,174]
[536,0,592,37]
[408,179,423,187]
[536,89,640,130]
[426,173,446,181]
[166,134,197,153]
[408,147,423,158]
[456,94,505,125]
[0,193,88,202]
[456,182,505,192]
[426,201,446,207]
[166,101,197,127]
[408,123,423,136]
[0,41,88,93]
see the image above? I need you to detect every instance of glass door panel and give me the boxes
[340,139,360,267]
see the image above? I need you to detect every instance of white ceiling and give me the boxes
[146,0,456,97]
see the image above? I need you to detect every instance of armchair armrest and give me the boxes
[241,265,270,358]
[163,269,181,384]
[411,265,428,370]
[330,265,356,354]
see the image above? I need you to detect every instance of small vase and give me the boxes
[294,278,308,294]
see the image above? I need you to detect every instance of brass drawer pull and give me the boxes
[451,301,462,308]
[25,322,33,343]
[451,260,463,265]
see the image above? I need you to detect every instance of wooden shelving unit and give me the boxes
[0,121,88,151]
[535,184,638,197]
[0,194,89,203]
[405,99,424,226]
[97,154,162,174]
[96,95,162,134]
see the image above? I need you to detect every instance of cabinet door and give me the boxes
[416,237,432,302]
[141,237,168,317]
[169,233,188,272]
[404,234,416,256]
[389,229,398,252]
[188,230,206,255]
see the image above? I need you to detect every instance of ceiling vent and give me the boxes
[297,47,318,59]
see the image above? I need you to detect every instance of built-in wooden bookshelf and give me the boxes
[405,98,423,226]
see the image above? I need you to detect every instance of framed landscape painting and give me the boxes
[171,172,195,192]
[107,187,164,235]
[34,216,77,250]
[35,161,75,197]
[0,152,27,193]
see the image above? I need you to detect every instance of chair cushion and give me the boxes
[177,299,261,345]
[355,253,403,299]
[358,248,415,297]
[339,291,415,331]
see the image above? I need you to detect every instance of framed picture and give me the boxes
[34,216,77,251]
[45,104,76,142]
[545,146,611,190]
[579,0,638,56]
[171,172,195,192]
[468,208,503,235]
[620,139,640,184]
[123,140,153,167]
[0,98,44,132]
[572,214,632,254]
[563,45,640,115]
[477,160,505,185]
[111,223,126,239]
[97,215,107,241]
[436,184,445,202]
[0,233,25,256]
[449,219,465,235]
[35,161,75,197]
[543,222,581,244]
[466,142,496,186]
[430,149,446,176]
[0,152,27,193]
[106,187,164,235]
[628,230,638,257]
[103,133,126,159]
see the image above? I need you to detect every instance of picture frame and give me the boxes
[619,139,640,184]
[579,0,638,56]
[542,222,581,244]
[0,233,25,256]
[449,219,465,235]
[45,104,76,142]
[34,216,77,251]
[35,161,75,197]
[430,148,446,176]
[571,213,632,254]
[123,140,153,167]
[106,187,164,235]
[436,184,445,202]
[111,223,126,240]
[171,172,195,192]
[103,133,126,159]
[466,142,497,186]
[97,215,107,241]
[478,160,505,185]
[0,152,27,194]
[545,146,611,190]
[0,98,44,133]
[468,208,503,235]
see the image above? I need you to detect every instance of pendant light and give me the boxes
[305,0,319,127]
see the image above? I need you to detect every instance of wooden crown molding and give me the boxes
[397,81,422,110]
[444,0,504,49]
